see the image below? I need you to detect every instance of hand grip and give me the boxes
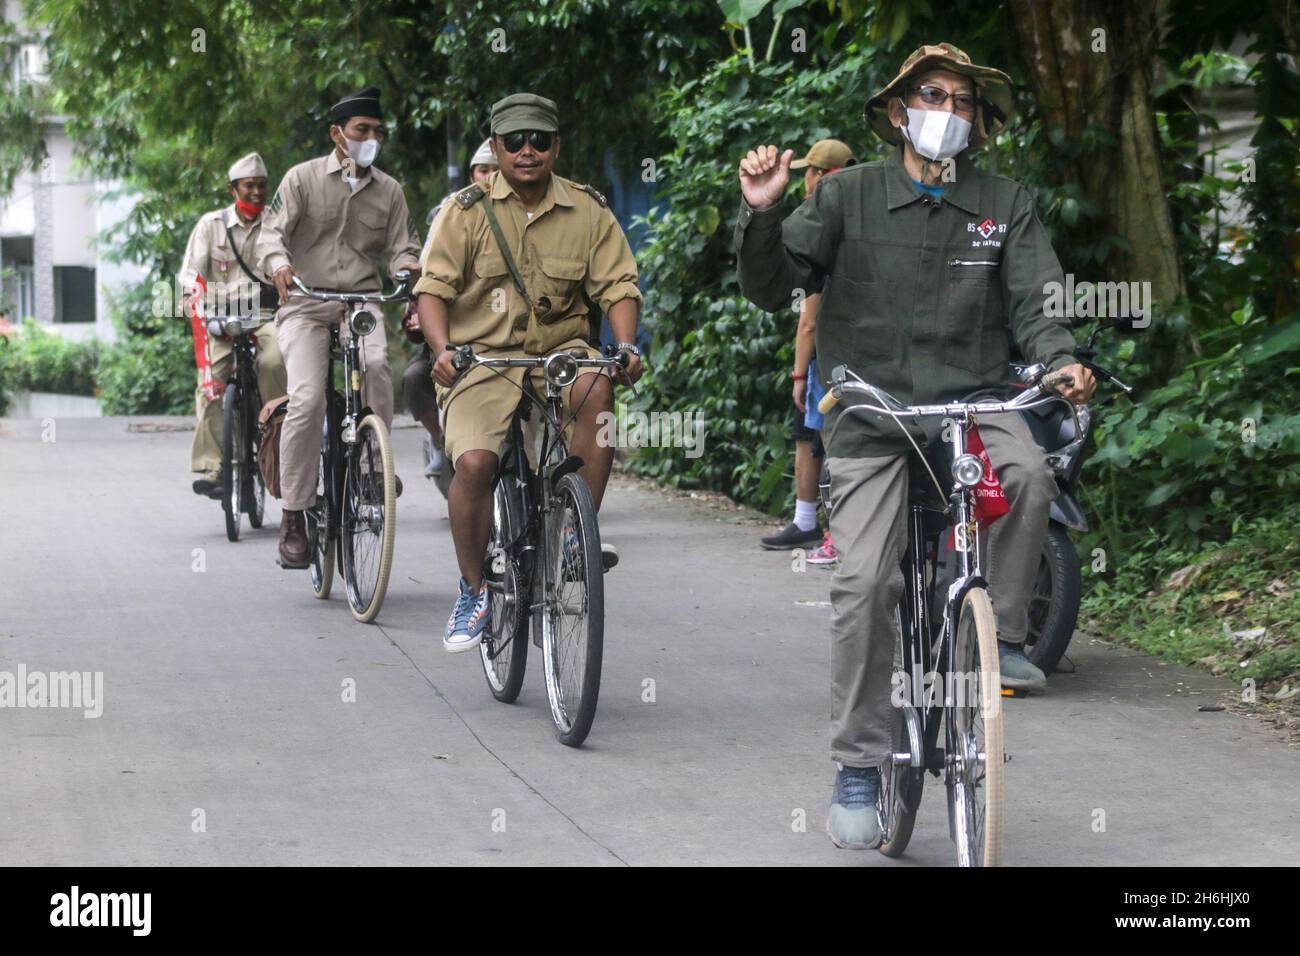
[448,343,473,371]
[818,389,840,414]
[1041,370,1075,390]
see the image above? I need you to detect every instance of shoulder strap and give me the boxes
[480,199,533,311]
[225,219,265,286]
[454,182,487,210]
[575,182,608,207]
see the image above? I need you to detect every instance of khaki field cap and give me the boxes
[864,42,1014,150]
[227,152,267,181]
[790,138,857,170]
[490,93,559,135]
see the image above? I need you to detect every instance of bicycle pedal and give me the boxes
[1000,687,1027,698]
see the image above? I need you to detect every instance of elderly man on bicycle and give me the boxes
[736,43,1096,850]
[414,93,643,654]
[257,85,422,569]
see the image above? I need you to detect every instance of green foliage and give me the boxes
[1081,512,1300,688]
[95,282,193,415]
[0,320,100,414]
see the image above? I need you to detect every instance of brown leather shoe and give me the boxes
[278,509,310,569]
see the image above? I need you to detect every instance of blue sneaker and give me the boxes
[826,764,882,849]
[443,577,490,653]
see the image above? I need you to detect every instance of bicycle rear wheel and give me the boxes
[221,384,244,542]
[947,586,1005,867]
[341,414,396,623]
[244,385,266,529]
[540,471,604,747]
[309,452,334,600]
[879,610,924,858]
[480,477,530,702]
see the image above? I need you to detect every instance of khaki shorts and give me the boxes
[436,338,609,466]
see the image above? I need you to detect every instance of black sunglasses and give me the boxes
[499,130,555,154]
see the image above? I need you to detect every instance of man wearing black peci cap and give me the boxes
[257,85,422,570]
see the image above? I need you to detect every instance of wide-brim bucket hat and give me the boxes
[863,42,1014,150]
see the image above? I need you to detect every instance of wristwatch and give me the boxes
[616,341,641,357]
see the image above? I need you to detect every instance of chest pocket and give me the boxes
[304,198,340,224]
[943,257,1006,376]
[537,257,586,320]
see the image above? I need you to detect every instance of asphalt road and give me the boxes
[1,415,1296,865]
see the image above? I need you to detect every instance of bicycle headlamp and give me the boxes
[205,318,226,338]
[545,351,579,387]
[349,309,377,337]
[953,454,984,487]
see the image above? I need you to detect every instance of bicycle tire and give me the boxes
[879,610,924,858]
[245,384,266,528]
[480,477,530,702]
[221,383,243,542]
[309,457,334,600]
[1025,524,1081,675]
[947,586,1005,867]
[341,414,396,623]
[540,471,604,747]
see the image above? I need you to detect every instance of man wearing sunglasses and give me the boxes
[257,85,422,570]
[735,43,1096,850]
[415,92,643,654]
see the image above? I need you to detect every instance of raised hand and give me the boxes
[738,145,794,211]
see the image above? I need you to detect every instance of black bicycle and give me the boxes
[448,343,628,747]
[206,314,270,542]
[287,274,411,623]
[818,365,1078,866]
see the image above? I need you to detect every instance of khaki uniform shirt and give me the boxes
[180,204,263,308]
[256,150,421,291]
[736,146,1078,458]
[414,170,641,354]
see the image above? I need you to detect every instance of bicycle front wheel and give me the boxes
[341,414,396,623]
[221,384,244,542]
[540,471,604,747]
[245,386,266,529]
[947,586,1005,867]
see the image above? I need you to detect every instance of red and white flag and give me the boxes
[188,274,223,400]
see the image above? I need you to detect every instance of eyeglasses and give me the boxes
[499,130,555,154]
[908,86,977,113]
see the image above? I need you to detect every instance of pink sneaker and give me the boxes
[807,532,838,566]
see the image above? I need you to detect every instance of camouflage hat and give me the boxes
[863,43,1014,150]
[490,93,559,135]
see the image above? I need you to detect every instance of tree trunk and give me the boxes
[1009,0,1186,310]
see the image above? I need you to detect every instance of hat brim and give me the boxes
[789,158,812,169]
[492,118,559,135]
[864,55,1014,150]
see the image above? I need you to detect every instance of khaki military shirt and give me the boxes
[180,205,263,309]
[414,170,641,354]
[736,146,1078,458]
[256,150,421,292]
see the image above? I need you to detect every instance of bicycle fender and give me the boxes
[1050,495,1088,532]
[550,455,585,488]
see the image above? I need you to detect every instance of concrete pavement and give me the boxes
[0,416,1296,865]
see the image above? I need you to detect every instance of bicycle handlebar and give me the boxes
[288,270,413,304]
[818,367,1076,420]
[448,343,630,374]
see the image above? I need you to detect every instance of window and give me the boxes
[53,266,95,323]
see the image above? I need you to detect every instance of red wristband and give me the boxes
[792,372,807,380]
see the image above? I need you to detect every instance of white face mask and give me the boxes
[900,107,972,163]
[343,135,381,169]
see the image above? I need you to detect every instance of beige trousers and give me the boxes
[275,297,392,511]
[825,412,1058,767]
[190,324,287,473]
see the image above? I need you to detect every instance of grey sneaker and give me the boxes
[423,436,444,478]
[760,521,823,551]
[999,640,1047,691]
[826,765,882,849]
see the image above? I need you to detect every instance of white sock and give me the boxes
[794,499,818,532]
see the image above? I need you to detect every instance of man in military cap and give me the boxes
[736,43,1097,850]
[257,85,422,569]
[402,137,500,480]
[414,92,643,654]
[180,151,287,497]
